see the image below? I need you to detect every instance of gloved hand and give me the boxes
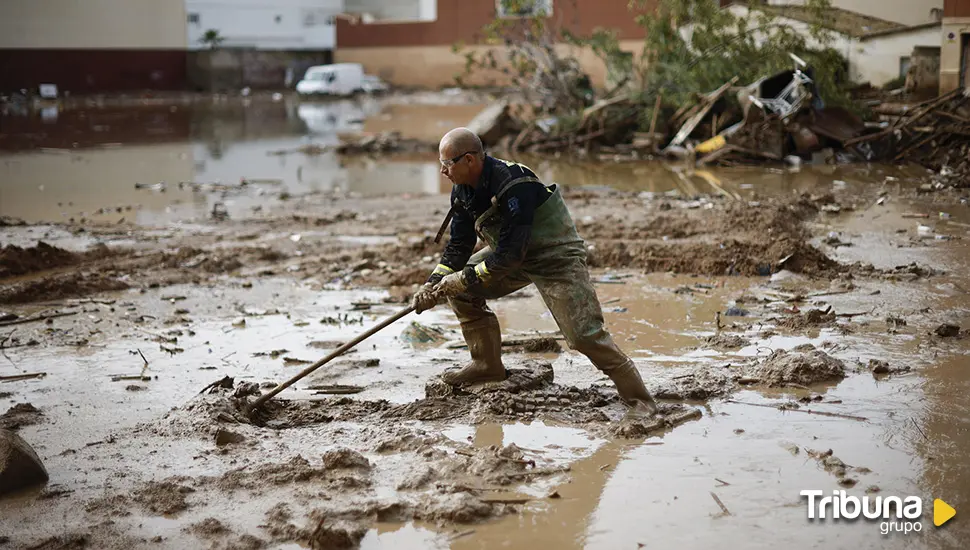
[432,270,468,298]
[410,283,438,314]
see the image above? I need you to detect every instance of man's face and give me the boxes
[439,145,476,186]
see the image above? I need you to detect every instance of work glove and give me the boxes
[432,270,468,298]
[410,283,438,314]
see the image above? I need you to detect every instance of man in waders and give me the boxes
[410,127,659,418]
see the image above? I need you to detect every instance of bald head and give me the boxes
[438,128,486,187]
[439,127,483,159]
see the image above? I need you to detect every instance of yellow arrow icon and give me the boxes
[934,499,956,527]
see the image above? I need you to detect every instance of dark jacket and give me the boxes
[429,155,550,287]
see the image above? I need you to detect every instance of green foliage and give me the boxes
[632,0,853,127]
[455,0,616,116]
[199,29,225,50]
[563,28,634,88]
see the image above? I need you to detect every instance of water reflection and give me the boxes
[0,97,933,227]
[0,99,445,224]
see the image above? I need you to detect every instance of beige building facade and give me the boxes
[941,0,970,91]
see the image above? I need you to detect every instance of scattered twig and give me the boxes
[715,478,731,487]
[710,492,731,516]
[198,375,234,394]
[111,375,151,382]
[0,311,78,327]
[501,467,568,479]
[481,498,533,505]
[725,400,868,421]
[450,530,476,541]
[837,307,876,318]
[911,417,928,440]
[0,330,20,370]
[309,385,365,395]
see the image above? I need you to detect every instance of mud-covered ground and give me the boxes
[2,93,970,549]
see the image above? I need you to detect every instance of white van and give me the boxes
[296,63,373,96]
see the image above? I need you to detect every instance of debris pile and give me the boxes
[854,88,970,184]
[503,93,641,156]
[750,349,846,388]
[335,132,436,155]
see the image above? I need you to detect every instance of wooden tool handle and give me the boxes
[250,305,416,410]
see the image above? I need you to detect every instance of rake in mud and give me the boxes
[244,305,416,423]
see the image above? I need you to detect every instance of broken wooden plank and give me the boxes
[111,375,152,382]
[667,77,739,149]
[308,384,365,395]
[481,497,533,505]
[0,372,47,383]
[0,311,78,327]
[710,492,731,516]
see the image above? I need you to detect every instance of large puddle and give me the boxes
[2,95,969,549]
[0,96,930,226]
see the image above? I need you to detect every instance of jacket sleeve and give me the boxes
[462,182,545,286]
[427,199,477,285]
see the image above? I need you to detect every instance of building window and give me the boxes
[302,9,335,27]
[187,13,200,24]
[899,57,912,79]
[497,0,552,18]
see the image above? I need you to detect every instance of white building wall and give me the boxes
[186,0,342,50]
[0,0,186,49]
[855,27,943,86]
[719,5,940,87]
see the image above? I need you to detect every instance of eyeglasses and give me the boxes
[440,151,477,168]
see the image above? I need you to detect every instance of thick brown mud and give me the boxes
[1,92,969,550]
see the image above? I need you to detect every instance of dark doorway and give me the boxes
[960,33,970,88]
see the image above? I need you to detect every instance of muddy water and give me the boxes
[0,98,457,225]
[0,96,928,226]
[3,97,970,549]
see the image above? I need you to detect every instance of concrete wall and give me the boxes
[941,17,970,91]
[857,27,944,87]
[186,0,342,50]
[907,46,942,92]
[187,49,333,91]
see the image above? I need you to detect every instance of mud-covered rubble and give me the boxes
[78,438,543,549]
[805,448,872,488]
[653,348,847,400]
[703,333,751,350]
[0,242,83,278]
[0,402,43,431]
[0,186,943,312]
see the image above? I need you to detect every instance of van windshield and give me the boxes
[308,72,335,82]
